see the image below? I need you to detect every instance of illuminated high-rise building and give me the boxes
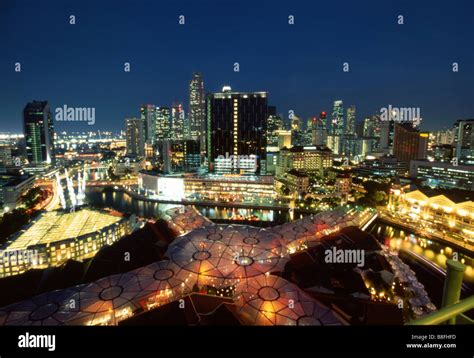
[140,104,156,145]
[125,117,145,157]
[189,73,206,147]
[171,102,185,140]
[393,123,428,162]
[312,112,328,146]
[346,105,356,135]
[155,106,171,141]
[207,86,268,174]
[23,100,55,166]
[453,119,474,165]
[330,100,344,136]
[266,109,284,147]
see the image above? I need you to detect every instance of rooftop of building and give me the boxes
[6,208,126,250]
[0,174,34,188]
[286,169,309,178]
[407,184,473,204]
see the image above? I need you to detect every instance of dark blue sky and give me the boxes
[1,0,473,133]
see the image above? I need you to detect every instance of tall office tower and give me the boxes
[345,105,356,135]
[23,100,55,166]
[155,106,171,141]
[379,119,395,154]
[312,112,328,146]
[330,100,344,136]
[207,86,268,175]
[362,117,372,137]
[393,123,429,163]
[453,119,474,164]
[140,104,156,145]
[171,102,185,140]
[189,73,206,142]
[434,128,454,145]
[266,113,284,147]
[363,115,382,138]
[125,117,145,157]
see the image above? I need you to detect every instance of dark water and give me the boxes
[85,187,291,224]
[367,221,474,306]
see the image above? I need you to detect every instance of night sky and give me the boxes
[1,0,473,133]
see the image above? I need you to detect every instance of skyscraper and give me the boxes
[155,106,171,141]
[346,105,356,135]
[453,119,474,165]
[171,102,185,140]
[207,86,268,174]
[23,100,55,166]
[125,117,145,157]
[330,100,344,136]
[140,104,156,145]
[393,123,429,163]
[379,119,395,154]
[189,73,206,146]
[312,112,328,146]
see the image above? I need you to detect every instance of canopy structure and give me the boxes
[65,273,144,326]
[234,274,344,326]
[130,260,197,310]
[0,287,83,326]
[164,206,213,235]
[166,224,289,287]
[0,206,377,326]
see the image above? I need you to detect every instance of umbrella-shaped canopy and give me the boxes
[234,274,344,326]
[166,224,290,287]
[65,273,143,326]
[166,231,236,289]
[130,260,196,309]
[164,207,212,234]
[0,287,83,326]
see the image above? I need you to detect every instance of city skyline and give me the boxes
[1,0,474,133]
[0,0,472,346]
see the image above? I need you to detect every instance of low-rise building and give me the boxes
[409,160,474,191]
[275,169,309,198]
[0,208,136,278]
[389,188,474,243]
[277,146,332,177]
[0,174,35,210]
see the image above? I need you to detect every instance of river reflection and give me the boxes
[85,187,290,224]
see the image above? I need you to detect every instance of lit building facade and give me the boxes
[409,160,474,191]
[207,87,268,175]
[453,119,474,165]
[275,169,309,197]
[389,189,474,243]
[393,123,429,163]
[346,105,356,135]
[277,146,332,177]
[23,101,55,166]
[0,209,135,278]
[140,104,156,145]
[139,172,275,203]
[189,73,206,145]
[155,106,171,141]
[125,117,145,157]
[171,102,186,140]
